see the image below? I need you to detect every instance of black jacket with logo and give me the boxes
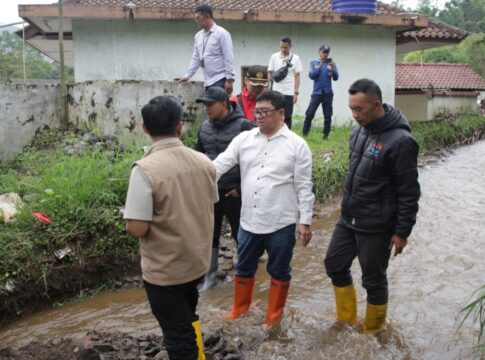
[196,103,255,192]
[341,104,421,238]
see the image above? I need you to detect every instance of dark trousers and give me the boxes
[206,77,226,91]
[324,220,392,305]
[213,191,241,248]
[303,93,334,135]
[144,277,202,360]
[283,95,294,129]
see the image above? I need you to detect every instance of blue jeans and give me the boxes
[236,224,296,282]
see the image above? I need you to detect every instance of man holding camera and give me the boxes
[302,45,339,139]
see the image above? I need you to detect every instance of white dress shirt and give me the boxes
[185,23,235,87]
[214,125,315,234]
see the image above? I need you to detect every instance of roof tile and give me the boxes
[396,63,485,90]
[66,0,467,41]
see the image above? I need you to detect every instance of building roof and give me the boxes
[396,63,485,90]
[57,0,466,43]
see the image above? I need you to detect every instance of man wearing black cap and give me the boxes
[195,87,255,292]
[302,45,339,139]
[231,65,269,123]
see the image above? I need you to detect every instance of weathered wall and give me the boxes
[0,84,61,162]
[427,95,477,120]
[0,80,204,163]
[73,19,397,124]
[68,80,204,135]
[395,94,428,121]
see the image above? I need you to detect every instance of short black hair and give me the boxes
[348,78,383,103]
[141,96,182,136]
[195,4,213,18]
[256,90,286,110]
[280,36,292,46]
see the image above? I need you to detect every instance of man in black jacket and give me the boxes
[195,87,255,292]
[324,78,420,333]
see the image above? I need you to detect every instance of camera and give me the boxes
[323,58,332,64]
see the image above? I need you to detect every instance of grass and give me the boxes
[457,285,485,354]
[0,130,144,308]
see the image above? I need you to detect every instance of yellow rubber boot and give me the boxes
[191,320,206,360]
[363,302,387,334]
[333,284,357,324]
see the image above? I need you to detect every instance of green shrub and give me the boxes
[0,131,142,294]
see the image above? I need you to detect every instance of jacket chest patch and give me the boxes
[369,142,383,155]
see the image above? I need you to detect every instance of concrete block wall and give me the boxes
[0,84,62,163]
[68,80,204,135]
[0,80,205,163]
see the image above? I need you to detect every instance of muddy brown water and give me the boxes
[1,141,485,359]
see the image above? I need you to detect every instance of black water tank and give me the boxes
[332,0,377,14]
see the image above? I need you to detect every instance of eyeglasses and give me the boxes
[252,108,279,118]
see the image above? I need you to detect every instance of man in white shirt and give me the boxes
[268,36,302,129]
[175,4,235,94]
[214,90,315,327]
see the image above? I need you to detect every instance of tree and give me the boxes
[438,0,485,33]
[0,31,74,83]
[461,33,485,76]
[402,0,485,77]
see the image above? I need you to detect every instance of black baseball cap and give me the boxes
[196,87,229,103]
[319,44,331,52]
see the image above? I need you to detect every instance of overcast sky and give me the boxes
[0,0,449,26]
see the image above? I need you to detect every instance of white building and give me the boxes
[18,0,466,125]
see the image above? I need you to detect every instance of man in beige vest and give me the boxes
[124,96,217,360]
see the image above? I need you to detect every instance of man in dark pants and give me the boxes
[124,96,217,360]
[196,87,255,292]
[302,44,339,139]
[175,4,235,93]
[324,79,420,333]
[268,36,302,129]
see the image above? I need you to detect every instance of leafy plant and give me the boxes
[456,285,485,353]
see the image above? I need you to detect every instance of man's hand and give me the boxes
[389,234,407,256]
[225,189,240,198]
[293,94,298,104]
[224,79,234,95]
[315,60,324,70]
[298,224,312,246]
[175,76,189,82]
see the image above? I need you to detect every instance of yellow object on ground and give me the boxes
[333,284,358,324]
[363,302,388,333]
[0,192,23,223]
[191,320,206,360]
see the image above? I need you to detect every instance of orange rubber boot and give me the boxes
[265,278,290,327]
[225,275,255,320]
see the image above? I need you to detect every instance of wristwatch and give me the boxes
[294,91,299,95]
